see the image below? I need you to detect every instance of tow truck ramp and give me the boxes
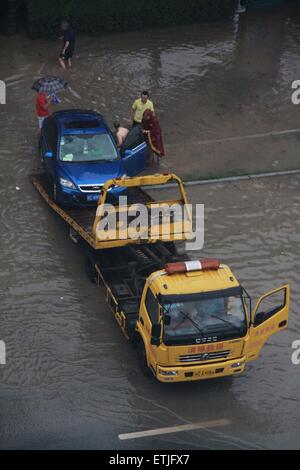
[31,172,192,250]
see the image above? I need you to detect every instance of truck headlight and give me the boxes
[158,369,178,376]
[231,362,243,369]
[60,178,75,189]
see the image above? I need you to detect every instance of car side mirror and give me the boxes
[44,151,53,158]
[150,323,161,346]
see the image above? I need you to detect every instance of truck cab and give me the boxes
[137,260,290,382]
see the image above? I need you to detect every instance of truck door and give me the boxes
[140,287,161,367]
[244,285,290,362]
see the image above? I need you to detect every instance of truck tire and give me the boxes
[137,341,152,377]
[85,257,97,284]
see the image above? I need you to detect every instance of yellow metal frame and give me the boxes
[31,172,190,250]
[92,173,189,235]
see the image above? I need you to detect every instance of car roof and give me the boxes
[51,109,108,134]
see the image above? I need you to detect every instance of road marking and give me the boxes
[6,79,26,87]
[118,418,230,440]
[3,73,25,82]
[165,127,300,148]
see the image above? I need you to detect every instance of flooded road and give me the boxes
[0,3,300,449]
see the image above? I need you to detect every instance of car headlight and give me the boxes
[60,178,76,189]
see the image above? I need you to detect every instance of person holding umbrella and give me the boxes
[36,92,51,131]
[32,75,68,131]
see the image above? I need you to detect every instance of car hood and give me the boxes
[60,160,125,186]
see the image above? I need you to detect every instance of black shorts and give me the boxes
[60,47,74,60]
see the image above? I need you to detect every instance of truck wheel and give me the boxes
[85,257,97,284]
[137,341,152,377]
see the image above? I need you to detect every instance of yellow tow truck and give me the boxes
[31,172,290,382]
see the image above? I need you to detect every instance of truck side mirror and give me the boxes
[151,323,161,346]
[44,151,53,158]
[163,315,171,326]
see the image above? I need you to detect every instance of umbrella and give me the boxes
[31,75,68,94]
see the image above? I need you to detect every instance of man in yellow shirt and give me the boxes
[130,91,154,127]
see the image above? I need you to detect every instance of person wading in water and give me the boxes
[59,21,76,69]
[130,91,154,127]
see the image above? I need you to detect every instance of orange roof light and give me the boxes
[164,259,220,275]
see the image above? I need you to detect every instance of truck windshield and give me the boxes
[162,293,247,344]
[59,134,118,163]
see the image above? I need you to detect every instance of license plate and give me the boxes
[194,370,215,378]
[87,194,100,202]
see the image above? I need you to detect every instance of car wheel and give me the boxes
[137,341,152,377]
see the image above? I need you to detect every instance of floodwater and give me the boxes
[0,4,300,449]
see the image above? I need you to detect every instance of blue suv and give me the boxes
[39,109,148,205]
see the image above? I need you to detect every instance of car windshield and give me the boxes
[59,133,118,163]
[162,294,247,342]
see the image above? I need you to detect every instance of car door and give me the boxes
[122,141,148,176]
[244,285,290,362]
[41,119,58,179]
[121,127,148,176]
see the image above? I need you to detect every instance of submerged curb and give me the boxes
[148,169,300,189]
